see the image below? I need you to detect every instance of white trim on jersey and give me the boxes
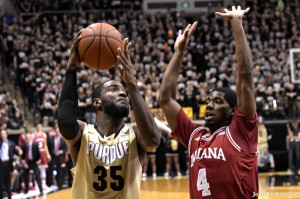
[226,127,241,152]
[188,127,205,155]
[200,126,227,141]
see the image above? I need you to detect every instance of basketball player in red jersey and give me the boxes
[159,6,258,199]
[33,123,51,189]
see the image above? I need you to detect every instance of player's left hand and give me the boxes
[215,6,250,21]
[117,38,136,86]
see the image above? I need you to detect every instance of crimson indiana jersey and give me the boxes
[172,108,258,199]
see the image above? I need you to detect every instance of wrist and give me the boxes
[126,81,138,91]
[174,49,185,55]
[229,17,242,24]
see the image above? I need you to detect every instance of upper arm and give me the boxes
[63,120,85,166]
[160,98,181,132]
[236,72,256,118]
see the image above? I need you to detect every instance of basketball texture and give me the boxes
[78,23,123,70]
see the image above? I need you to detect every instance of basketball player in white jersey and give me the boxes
[57,32,160,199]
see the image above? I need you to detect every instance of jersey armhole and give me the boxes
[225,127,241,152]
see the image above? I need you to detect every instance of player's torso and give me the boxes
[71,124,141,199]
[33,132,46,151]
[188,126,244,199]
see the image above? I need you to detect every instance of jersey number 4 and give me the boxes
[197,168,211,196]
[93,165,124,191]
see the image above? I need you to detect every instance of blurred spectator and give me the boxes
[0,129,22,199]
[164,136,182,178]
[142,150,157,180]
[21,132,43,195]
[258,116,268,154]
[0,8,14,25]
[258,146,275,172]
[33,123,51,189]
[286,119,300,175]
[46,125,67,189]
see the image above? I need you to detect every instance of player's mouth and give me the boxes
[117,98,128,104]
[205,111,215,121]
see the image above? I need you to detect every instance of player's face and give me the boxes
[0,130,7,140]
[205,91,232,130]
[101,80,130,118]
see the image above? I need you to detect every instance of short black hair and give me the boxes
[92,80,112,101]
[209,87,237,108]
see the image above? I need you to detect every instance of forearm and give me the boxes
[57,70,80,140]
[231,17,255,116]
[127,84,160,150]
[231,18,253,74]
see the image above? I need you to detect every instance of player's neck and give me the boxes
[96,115,124,137]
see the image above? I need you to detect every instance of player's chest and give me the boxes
[189,130,237,166]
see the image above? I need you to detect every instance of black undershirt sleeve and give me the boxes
[57,69,80,140]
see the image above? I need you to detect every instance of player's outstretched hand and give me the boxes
[67,29,83,69]
[215,6,250,21]
[117,38,136,86]
[174,21,197,52]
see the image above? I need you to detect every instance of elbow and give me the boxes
[144,128,161,152]
[145,136,161,152]
[158,94,169,109]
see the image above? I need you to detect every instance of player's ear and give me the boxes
[93,98,102,111]
[229,107,235,118]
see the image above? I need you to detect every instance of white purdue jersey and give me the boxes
[71,123,142,199]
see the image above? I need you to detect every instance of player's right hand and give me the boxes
[174,21,197,52]
[67,29,83,69]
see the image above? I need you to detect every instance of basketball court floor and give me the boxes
[24,172,299,199]
[5,171,300,199]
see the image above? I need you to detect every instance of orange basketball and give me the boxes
[78,23,123,70]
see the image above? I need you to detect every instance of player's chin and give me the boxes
[204,119,215,128]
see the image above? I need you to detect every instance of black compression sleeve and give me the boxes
[57,69,80,140]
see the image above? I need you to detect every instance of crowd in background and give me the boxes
[0,0,300,129]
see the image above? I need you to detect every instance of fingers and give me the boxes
[189,21,198,36]
[215,12,224,17]
[232,6,236,11]
[237,5,241,10]
[183,27,189,38]
[178,29,182,36]
[73,29,83,42]
[117,64,124,75]
[126,42,131,60]
[224,8,229,13]
[117,48,129,68]
[244,7,250,14]
[123,38,128,57]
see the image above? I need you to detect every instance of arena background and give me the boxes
[0,0,300,198]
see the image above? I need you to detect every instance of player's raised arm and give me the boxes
[158,22,197,131]
[216,6,255,118]
[117,38,160,152]
[57,30,85,165]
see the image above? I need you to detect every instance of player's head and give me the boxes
[36,122,42,131]
[205,87,237,130]
[291,118,299,128]
[92,80,129,118]
[0,129,8,141]
[25,131,32,143]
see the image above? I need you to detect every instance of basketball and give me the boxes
[78,23,123,70]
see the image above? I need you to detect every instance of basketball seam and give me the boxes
[98,24,102,70]
[82,27,95,62]
[105,28,119,63]
[80,35,123,45]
